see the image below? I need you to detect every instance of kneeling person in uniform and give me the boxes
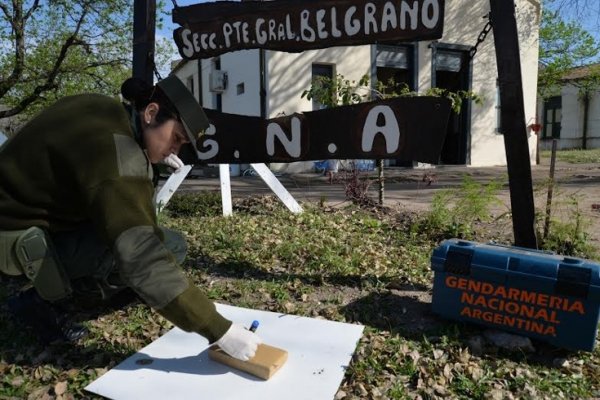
[0,76,260,362]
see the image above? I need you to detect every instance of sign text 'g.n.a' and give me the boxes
[173,0,445,59]
[193,97,452,164]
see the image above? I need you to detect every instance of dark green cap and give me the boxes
[157,76,209,150]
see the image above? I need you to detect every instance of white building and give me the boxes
[172,0,541,170]
[537,64,600,150]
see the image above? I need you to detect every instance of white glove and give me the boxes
[215,323,262,361]
[161,153,184,170]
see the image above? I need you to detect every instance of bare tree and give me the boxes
[546,0,600,30]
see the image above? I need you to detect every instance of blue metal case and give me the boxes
[431,239,600,351]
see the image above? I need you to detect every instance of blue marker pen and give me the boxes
[249,320,259,332]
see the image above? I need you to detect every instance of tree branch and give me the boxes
[23,0,40,22]
[0,1,25,98]
[0,80,59,119]
[0,4,91,118]
[0,2,12,25]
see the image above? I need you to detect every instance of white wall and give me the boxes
[219,50,262,116]
[432,0,540,166]
[588,91,600,148]
[195,50,262,117]
[173,60,200,102]
[560,84,582,148]
[266,46,371,117]
[539,84,600,150]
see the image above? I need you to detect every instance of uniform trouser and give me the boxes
[0,224,187,302]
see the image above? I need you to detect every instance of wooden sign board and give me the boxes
[173,0,445,59]
[190,96,451,164]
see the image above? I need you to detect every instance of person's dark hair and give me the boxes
[121,77,180,125]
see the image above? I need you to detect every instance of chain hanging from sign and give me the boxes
[468,13,492,60]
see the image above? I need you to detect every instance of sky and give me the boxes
[546,0,600,41]
[156,0,207,73]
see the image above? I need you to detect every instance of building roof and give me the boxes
[562,63,600,81]
[170,58,187,74]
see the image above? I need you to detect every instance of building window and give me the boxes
[376,44,416,95]
[237,82,245,95]
[495,79,502,133]
[543,96,562,139]
[186,76,195,96]
[213,57,222,112]
[311,63,334,110]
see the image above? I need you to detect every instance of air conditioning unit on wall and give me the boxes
[209,70,228,92]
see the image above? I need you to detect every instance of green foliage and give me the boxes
[0,0,133,121]
[165,198,433,285]
[416,176,503,239]
[302,73,482,114]
[540,148,600,163]
[538,10,600,98]
[164,191,222,218]
[539,194,597,259]
[301,74,370,107]
[375,79,483,114]
[2,196,600,399]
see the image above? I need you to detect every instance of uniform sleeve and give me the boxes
[85,134,231,343]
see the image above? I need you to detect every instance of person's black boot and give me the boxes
[6,288,87,344]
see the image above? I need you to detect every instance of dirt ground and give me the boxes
[179,159,600,249]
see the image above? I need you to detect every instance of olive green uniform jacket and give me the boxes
[0,94,231,342]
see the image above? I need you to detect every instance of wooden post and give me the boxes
[543,139,558,240]
[133,0,156,85]
[490,0,538,249]
[378,159,384,205]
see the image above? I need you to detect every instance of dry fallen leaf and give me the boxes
[409,350,421,363]
[54,381,67,395]
[283,302,296,313]
[443,363,453,381]
[26,385,51,400]
[11,377,25,387]
[357,383,369,396]
[433,384,447,396]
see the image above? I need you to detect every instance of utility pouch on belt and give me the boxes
[14,227,72,302]
[0,229,26,276]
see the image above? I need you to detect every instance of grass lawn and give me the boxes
[1,193,599,400]
[540,147,600,164]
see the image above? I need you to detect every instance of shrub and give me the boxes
[164,191,222,218]
[539,194,597,259]
[416,176,503,239]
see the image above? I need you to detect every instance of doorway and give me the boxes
[375,44,416,166]
[433,47,472,165]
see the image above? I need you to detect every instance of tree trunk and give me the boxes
[582,92,589,149]
[377,159,384,205]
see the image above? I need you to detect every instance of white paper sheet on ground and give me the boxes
[85,304,364,400]
[154,165,193,212]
